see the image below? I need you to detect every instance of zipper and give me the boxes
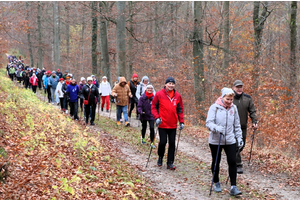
[225,109,228,145]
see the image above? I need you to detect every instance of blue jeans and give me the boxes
[117,105,128,122]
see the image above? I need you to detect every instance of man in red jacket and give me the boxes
[151,77,184,170]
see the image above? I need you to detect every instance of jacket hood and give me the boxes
[118,77,127,85]
[215,97,233,109]
[141,76,149,83]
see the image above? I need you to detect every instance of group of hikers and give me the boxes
[6,55,258,197]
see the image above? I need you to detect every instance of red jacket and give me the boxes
[151,87,184,129]
[30,76,38,86]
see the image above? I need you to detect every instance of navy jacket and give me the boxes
[66,83,79,102]
[137,93,155,121]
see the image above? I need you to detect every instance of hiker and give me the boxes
[99,76,112,112]
[128,73,140,119]
[78,77,86,112]
[66,78,80,120]
[62,70,69,80]
[136,76,156,100]
[37,70,43,90]
[8,66,15,81]
[43,71,52,103]
[56,69,63,78]
[30,73,38,93]
[48,71,60,105]
[91,75,99,88]
[137,84,155,148]
[82,77,100,125]
[23,72,30,89]
[151,77,184,170]
[111,77,132,126]
[62,76,71,113]
[16,68,23,84]
[206,87,243,196]
[232,80,258,174]
[56,78,65,112]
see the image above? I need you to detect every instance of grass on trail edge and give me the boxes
[0,68,166,199]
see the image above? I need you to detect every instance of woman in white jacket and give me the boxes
[99,76,112,112]
[206,87,243,197]
[55,78,65,111]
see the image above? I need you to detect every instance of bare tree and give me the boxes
[26,2,34,68]
[37,1,43,69]
[222,1,230,70]
[53,1,60,70]
[116,1,126,77]
[289,1,297,95]
[91,1,98,76]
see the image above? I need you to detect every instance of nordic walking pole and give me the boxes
[109,98,112,119]
[146,128,158,168]
[248,129,257,165]
[98,102,100,121]
[226,146,241,184]
[209,133,222,196]
[175,129,182,157]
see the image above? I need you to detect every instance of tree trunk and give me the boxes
[116,1,126,77]
[26,2,34,68]
[91,1,98,76]
[81,11,85,74]
[222,1,230,70]
[99,2,111,85]
[37,1,43,69]
[66,5,70,63]
[253,1,269,90]
[53,1,60,70]
[193,1,205,121]
[127,1,133,79]
[290,1,297,95]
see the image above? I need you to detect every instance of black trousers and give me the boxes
[38,80,42,89]
[84,104,96,123]
[59,98,64,110]
[128,102,138,117]
[158,128,176,163]
[80,98,83,112]
[141,120,155,143]
[63,96,69,110]
[32,86,37,93]
[69,101,79,120]
[209,143,237,186]
[47,87,51,102]
[236,128,247,167]
[9,74,14,81]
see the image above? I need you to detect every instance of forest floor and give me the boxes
[34,89,300,200]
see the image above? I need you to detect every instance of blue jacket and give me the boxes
[48,76,60,89]
[43,76,49,89]
[66,83,79,102]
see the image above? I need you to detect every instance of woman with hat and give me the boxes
[99,76,112,112]
[56,78,66,111]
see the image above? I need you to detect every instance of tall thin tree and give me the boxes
[289,1,297,96]
[37,1,43,69]
[53,1,60,70]
[116,1,126,77]
[91,1,98,76]
[26,2,34,68]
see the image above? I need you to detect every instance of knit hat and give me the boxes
[59,78,64,81]
[221,87,235,98]
[81,77,86,81]
[87,77,93,81]
[65,70,68,73]
[91,75,95,78]
[47,70,52,74]
[102,76,107,79]
[146,84,154,89]
[52,71,56,74]
[165,77,175,84]
[233,80,243,87]
[132,73,138,78]
[57,69,60,71]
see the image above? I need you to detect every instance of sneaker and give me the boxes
[237,166,243,174]
[214,182,222,192]
[52,102,54,105]
[65,110,68,114]
[157,157,163,167]
[125,122,130,127]
[141,138,146,144]
[150,143,156,149]
[167,162,176,170]
[101,108,103,112]
[117,121,121,126]
[106,110,109,113]
[120,118,123,123]
[90,122,95,126]
[230,186,242,196]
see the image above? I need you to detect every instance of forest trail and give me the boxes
[36,92,299,199]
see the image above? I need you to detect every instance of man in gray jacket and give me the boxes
[233,80,258,174]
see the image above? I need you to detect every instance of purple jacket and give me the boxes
[137,93,155,121]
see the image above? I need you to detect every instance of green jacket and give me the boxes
[9,67,15,74]
[233,92,257,129]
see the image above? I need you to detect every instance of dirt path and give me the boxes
[35,93,299,199]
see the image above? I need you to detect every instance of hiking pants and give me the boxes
[9,74,14,81]
[128,101,138,117]
[59,97,64,110]
[63,96,69,111]
[117,105,128,122]
[209,143,237,186]
[236,128,247,167]
[158,128,176,163]
[69,101,79,120]
[47,87,52,102]
[84,104,96,123]
[101,96,109,111]
[32,86,37,93]
[51,88,59,103]
[141,120,155,143]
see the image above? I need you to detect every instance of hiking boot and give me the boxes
[150,143,156,149]
[90,122,95,126]
[157,157,163,167]
[106,110,109,113]
[117,121,121,126]
[125,122,130,127]
[230,186,242,196]
[237,166,243,174]
[141,137,146,144]
[167,162,176,170]
[214,182,222,192]
[101,108,103,112]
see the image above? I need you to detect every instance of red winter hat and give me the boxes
[132,73,138,78]
[47,70,52,74]
[57,69,60,71]
[59,78,64,81]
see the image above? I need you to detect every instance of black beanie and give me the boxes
[165,77,175,84]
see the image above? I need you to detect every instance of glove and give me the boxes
[100,93,102,96]
[215,126,225,135]
[155,118,162,126]
[237,138,244,149]
[179,123,184,130]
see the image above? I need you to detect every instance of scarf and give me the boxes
[145,91,153,99]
